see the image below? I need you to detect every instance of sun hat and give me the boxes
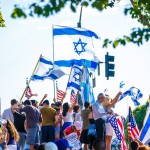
[74,121,82,130]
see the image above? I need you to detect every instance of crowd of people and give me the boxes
[0,92,149,150]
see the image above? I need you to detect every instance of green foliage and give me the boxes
[9,0,150,48]
[0,7,5,27]
[103,28,150,48]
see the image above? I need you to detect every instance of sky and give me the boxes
[0,0,150,117]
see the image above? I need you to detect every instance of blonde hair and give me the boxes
[7,120,19,142]
[137,145,150,150]
[103,96,112,110]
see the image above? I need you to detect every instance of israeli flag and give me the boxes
[80,67,95,105]
[67,65,82,92]
[53,25,99,71]
[119,87,143,106]
[31,56,65,81]
[140,102,150,144]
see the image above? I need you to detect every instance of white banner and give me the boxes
[65,132,81,150]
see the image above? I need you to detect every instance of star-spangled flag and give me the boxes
[57,88,65,101]
[70,89,77,104]
[25,86,37,99]
[140,101,150,145]
[53,25,99,71]
[128,107,139,141]
[109,115,128,150]
[31,56,65,81]
[119,87,143,106]
[67,65,82,92]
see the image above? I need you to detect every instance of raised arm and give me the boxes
[108,92,122,109]
[39,94,48,106]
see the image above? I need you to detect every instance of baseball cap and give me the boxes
[74,121,82,130]
[55,138,73,150]
[97,93,105,99]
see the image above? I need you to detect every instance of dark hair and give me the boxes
[54,106,60,112]
[23,100,31,105]
[92,139,106,150]
[73,105,80,113]
[130,141,139,150]
[84,101,90,108]
[62,102,69,117]
[30,100,38,106]
[55,102,62,107]
[89,106,93,111]
[43,100,49,105]
[10,99,18,105]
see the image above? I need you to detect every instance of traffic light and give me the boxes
[105,52,115,80]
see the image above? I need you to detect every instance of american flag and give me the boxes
[109,115,128,150]
[128,107,139,141]
[57,88,65,101]
[25,86,33,99]
[70,89,76,104]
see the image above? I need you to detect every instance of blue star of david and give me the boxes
[46,68,53,75]
[73,72,81,82]
[73,38,87,55]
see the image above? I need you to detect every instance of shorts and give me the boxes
[26,127,39,145]
[80,129,89,144]
[106,123,114,136]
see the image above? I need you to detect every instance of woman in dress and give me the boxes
[103,92,122,150]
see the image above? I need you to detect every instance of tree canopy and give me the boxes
[0,6,5,27]
[1,0,150,48]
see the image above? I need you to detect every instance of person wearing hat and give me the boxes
[92,93,112,141]
[55,138,73,150]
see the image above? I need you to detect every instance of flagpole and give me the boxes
[52,25,56,100]
[20,54,42,101]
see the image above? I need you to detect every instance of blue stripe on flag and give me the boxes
[40,57,53,65]
[53,27,99,39]
[54,59,97,70]
[140,114,150,141]
[67,82,80,91]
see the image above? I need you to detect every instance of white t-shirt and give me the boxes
[63,112,73,122]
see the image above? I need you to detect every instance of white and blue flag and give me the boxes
[119,87,143,106]
[80,67,95,104]
[53,25,99,71]
[140,102,150,144]
[31,56,65,81]
[120,81,125,88]
[67,65,82,92]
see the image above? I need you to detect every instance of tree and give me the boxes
[0,6,5,27]
[10,0,150,48]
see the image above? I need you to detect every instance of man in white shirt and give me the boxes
[92,93,112,141]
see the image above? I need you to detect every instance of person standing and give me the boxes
[13,111,26,150]
[2,99,18,123]
[92,93,112,141]
[80,101,90,150]
[19,100,41,150]
[40,100,57,143]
